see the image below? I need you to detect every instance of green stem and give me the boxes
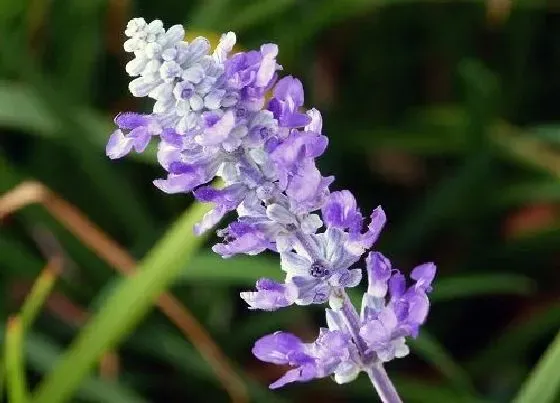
[5,317,29,403]
[513,330,560,403]
[31,202,212,403]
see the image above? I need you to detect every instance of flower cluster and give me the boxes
[107,18,436,399]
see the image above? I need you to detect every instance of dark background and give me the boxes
[1,0,559,402]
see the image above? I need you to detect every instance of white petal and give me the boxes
[182,65,205,83]
[266,204,296,225]
[189,94,204,111]
[333,363,360,384]
[300,214,323,234]
[280,251,311,275]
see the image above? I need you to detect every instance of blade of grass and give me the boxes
[32,201,248,403]
[513,330,560,403]
[5,317,29,403]
[467,301,560,374]
[0,81,156,164]
[493,180,560,207]
[19,257,62,330]
[0,30,156,236]
[431,273,535,301]
[0,327,147,403]
[0,181,246,400]
[178,252,281,285]
[227,0,296,31]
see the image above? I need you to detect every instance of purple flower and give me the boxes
[358,251,436,361]
[108,21,437,398]
[359,308,410,362]
[106,113,161,159]
[268,76,311,129]
[253,329,359,389]
[240,278,294,311]
[212,221,273,257]
[153,160,220,194]
[321,190,363,233]
[192,184,248,234]
[278,228,364,305]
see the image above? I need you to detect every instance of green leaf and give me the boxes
[431,273,535,301]
[176,252,281,285]
[0,327,147,403]
[0,82,58,134]
[5,318,29,403]
[32,202,215,403]
[513,330,560,403]
[346,106,469,155]
[468,302,560,374]
[19,265,58,331]
[0,81,155,164]
[228,0,296,31]
[493,180,560,206]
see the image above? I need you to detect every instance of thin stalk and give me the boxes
[366,362,403,403]
[5,317,29,403]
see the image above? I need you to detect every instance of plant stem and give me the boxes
[338,290,402,403]
[339,290,370,360]
[366,362,403,403]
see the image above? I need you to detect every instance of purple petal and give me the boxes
[106,129,134,159]
[196,111,235,146]
[114,112,149,129]
[329,268,362,288]
[240,278,294,311]
[193,206,228,235]
[213,222,273,257]
[359,206,386,247]
[286,160,321,203]
[269,365,316,389]
[366,252,392,298]
[153,168,208,194]
[321,190,363,232]
[411,262,436,293]
[360,320,389,347]
[273,76,304,106]
[405,291,430,327]
[160,128,184,147]
[129,126,152,153]
[290,276,330,305]
[252,332,305,365]
[284,112,312,128]
[388,272,406,299]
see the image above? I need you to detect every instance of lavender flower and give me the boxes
[253,251,435,390]
[107,18,437,403]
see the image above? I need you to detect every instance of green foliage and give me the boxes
[0,0,558,402]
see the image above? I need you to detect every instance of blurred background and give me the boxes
[1,0,559,402]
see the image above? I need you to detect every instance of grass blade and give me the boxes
[513,330,560,403]
[5,317,29,403]
[177,253,281,285]
[32,202,247,403]
[19,258,61,330]
[431,273,535,302]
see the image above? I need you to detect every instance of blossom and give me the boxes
[107,19,437,397]
[252,330,360,389]
[358,252,436,362]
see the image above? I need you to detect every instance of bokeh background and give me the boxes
[1,0,559,402]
